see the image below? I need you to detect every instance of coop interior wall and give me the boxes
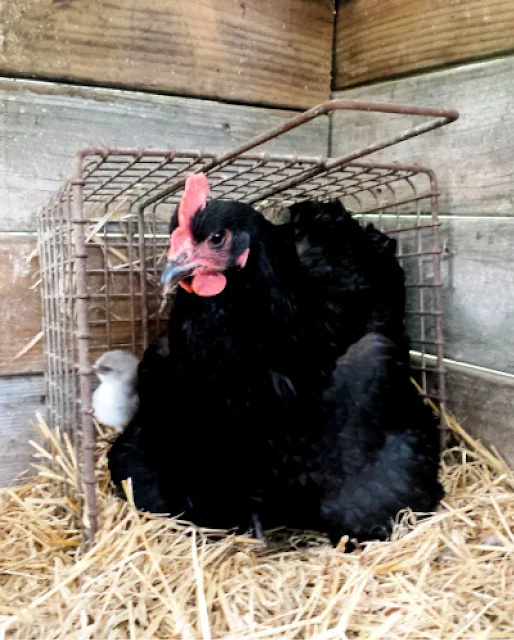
[332,1,514,466]
[1,0,513,484]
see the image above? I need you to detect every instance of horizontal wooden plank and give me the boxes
[0,234,42,375]
[0,374,45,486]
[440,217,514,375]
[334,0,514,89]
[0,0,332,110]
[0,78,329,232]
[3,215,514,377]
[446,365,514,469]
[331,56,514,215]
[353,215,514,375]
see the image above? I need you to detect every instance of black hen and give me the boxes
[108,173,442,543]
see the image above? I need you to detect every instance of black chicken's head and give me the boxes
[161,173,261,297]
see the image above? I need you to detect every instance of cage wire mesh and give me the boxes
[37,100,458,542]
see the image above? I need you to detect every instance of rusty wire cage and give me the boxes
[37,99,458,542]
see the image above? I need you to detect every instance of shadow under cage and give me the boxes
[37,99,458,544]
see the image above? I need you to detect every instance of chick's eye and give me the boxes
[100,365,113,373]
[209,230,226,247]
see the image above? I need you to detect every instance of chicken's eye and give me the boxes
[100,365,113,373]
[209,230,226,247]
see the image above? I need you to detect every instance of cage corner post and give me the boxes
[425,168,447,449]
[37,200,51,431]
[72,153,98,546]
[137,204,149,351]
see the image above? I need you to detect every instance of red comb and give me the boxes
[177,173,210,227]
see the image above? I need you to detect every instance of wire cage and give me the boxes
[37,99,458,542]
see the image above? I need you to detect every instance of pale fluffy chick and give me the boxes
[92,350,140,432]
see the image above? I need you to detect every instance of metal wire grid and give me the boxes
[37,99,457,542]
[38,185,79,453]
[73,152,445,394]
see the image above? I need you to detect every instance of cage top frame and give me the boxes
[63,98,458,210]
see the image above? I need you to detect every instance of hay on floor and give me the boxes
[1,412,513,640]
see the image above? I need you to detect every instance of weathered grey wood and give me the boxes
[0,78,329,232]
[0,374,45,486]
[440,216,514,374]
[0,0,333,110]
[446,365,514,469]
[0,233,42,375]
[365,215,514,375]
[331,57,514,215]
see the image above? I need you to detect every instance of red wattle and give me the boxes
[192,272,227,297]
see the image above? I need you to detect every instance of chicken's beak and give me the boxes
[90,365,99,375]
[161,257,198,292]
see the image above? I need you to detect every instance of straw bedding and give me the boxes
[1,411,513,640]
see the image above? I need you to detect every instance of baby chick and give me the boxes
[92,350,140,432]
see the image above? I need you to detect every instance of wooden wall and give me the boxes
[2,0,513,483]
[333,2,514,465]
[0,0,333,110]
[334,0,514,89]
[0,0,334,485]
